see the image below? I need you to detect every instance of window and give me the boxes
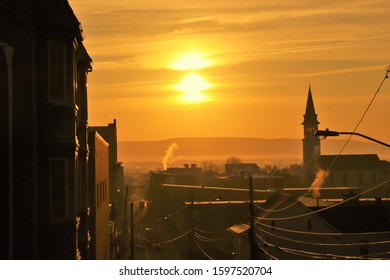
[271,220,275,230]
[307,219,312,230]
[48,40,67,103]
[50,158,68,220]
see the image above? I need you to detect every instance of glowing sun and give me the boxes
[171,53,211,71]
[175,73,211,103]
[171,52,213,104]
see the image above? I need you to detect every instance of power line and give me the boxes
[254,65,390,214]
[256,220,390,236]
[260,249,278,260]
[259,235,323,259]
[194,226,228,235]
[256,234,388,260]
[256,177,390,221]
[195,240,214,260]
[350,65,389,136]
[194,232,225,243]
[152,229,192,246]
[300,64,390,199]
[276,246,387,260]
[257,224,390,246]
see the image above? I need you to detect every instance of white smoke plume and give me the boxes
[309,169,329,199]
[162,143,180,170]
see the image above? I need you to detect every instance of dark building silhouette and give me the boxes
[302,85,320,185]
[225,163,261,177]
[0,0,93,259]
[319,154,390,198]
[88,131,110,260]
[89,120,124,214]
[89,120,124,257]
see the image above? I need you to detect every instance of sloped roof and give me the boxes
[256,193,340,232]
[257,193,293,218]
[228,223,250,235]
[298,196,336,207]
[319,154,390,170]
[302,86,319,125]
[316,204,390,233]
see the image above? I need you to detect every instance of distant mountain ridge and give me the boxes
[118,137,390,163]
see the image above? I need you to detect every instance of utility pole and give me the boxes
[1,42,14,259]
[130,202,134,260]
[186,198,195,259]
[248,176,258,260]
[122,185,128,258]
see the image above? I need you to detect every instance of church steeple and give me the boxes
[302,85,320,185]
[302,85,319,128]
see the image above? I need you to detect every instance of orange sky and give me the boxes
[69,0,390,142]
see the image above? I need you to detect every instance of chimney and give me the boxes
[183,164,189,168]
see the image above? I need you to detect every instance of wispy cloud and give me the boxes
[69,0,390,141]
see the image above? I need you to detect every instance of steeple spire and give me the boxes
[302,85,319,126]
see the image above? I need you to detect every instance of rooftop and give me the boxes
[319,154,390,170]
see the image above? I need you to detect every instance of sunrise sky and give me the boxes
[69,0,390,142]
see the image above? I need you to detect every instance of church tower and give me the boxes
[302,85,320,185]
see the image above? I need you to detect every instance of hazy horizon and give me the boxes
[117,137,390,169]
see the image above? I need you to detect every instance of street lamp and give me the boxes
[315,128,390,148]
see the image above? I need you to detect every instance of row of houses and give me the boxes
[1,0,123,259]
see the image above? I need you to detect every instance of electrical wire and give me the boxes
[256,238,279,260]
[194,232,225,243]
[257,224,390,246]
[278,246,387,260]
[256,234,388,260]
[195,234,235,257]
[256,177,390,221]
[253,65,390,214]
[259,248,279,260]
[194,226,228,235]
[256,220,390,236]
[259,236,321,259]
[152,229,193,246]
[195,240,214,260]
[300,64,390,200]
